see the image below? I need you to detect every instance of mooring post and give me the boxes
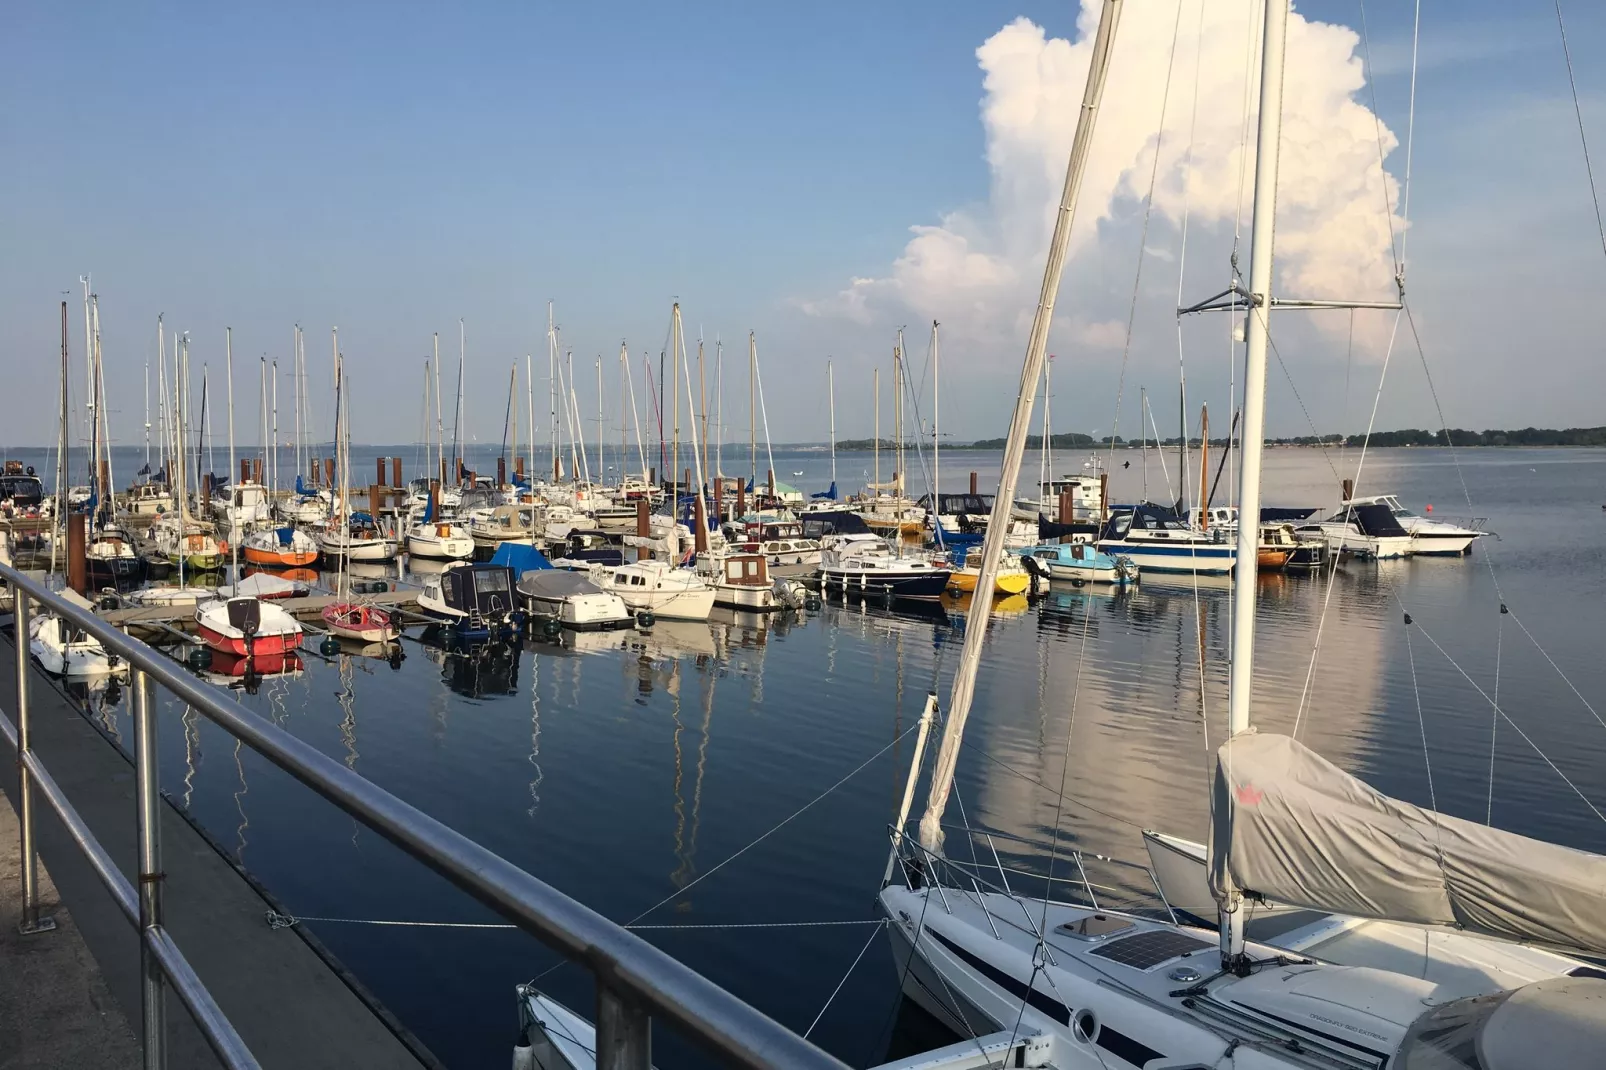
[14,590,56,935]
[132,667,166,1068]
[596,987,651,1070]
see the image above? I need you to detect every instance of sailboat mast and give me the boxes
[547,303,558,480]
[433,333,443,484]
[827,359,836,488]
[713,339,723,479]
[596,357,604,485]
[932,322,940,510]
[894,331,904,498]
[52,302,69,573]
[144,360,150,468]
[625,351,649,485]
[225,327,236,499]
[917,0,1122,855]
[80,276,92,454]
[873,367,880,495]
[271,360,279,496]
[1223,0,1289,967]
[671,304,682,508]
[697,336,709,494]
[455,319,466,481]
[619,346,628,482]
[747,331,756,490]
[527,352,536,489]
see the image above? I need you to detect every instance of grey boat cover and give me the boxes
[517,570,605,600]
[1209,730,1606,956]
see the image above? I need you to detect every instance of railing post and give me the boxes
[596,984,651,1070]
[133,667,167,1069]
[15,589,57,935]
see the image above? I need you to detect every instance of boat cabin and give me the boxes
[1100,502,1200,540]
[437,564,518,619]
[0,470,45,509]
[719,553,769,587]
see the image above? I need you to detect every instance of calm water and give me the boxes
[24,444,1606,1068]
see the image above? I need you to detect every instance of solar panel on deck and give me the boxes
[1087,929,1212,970]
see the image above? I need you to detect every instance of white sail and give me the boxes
[1209,730,1606,957]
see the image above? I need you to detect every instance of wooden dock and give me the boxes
[100,589,422,636]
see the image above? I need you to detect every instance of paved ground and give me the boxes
[0,632,436,1070]
[0,790,141,1070]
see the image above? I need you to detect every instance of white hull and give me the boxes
[319,536,397,561]
[711,583,779,612]
[407,533,474,559]
[1095,539,1235,575]
[30,619,125,677]
[614,585,715,621]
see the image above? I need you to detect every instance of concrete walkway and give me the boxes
[0,789,140,1070]
[0,633,437,1070]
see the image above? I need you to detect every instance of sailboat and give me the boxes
[880,4,1606,1067]
[321,351,399,644]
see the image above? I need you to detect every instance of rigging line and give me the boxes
[1397,0,1422,273]
[1554,0,1606,263]
[1103,0,1187,474]
[802,920,887,1039]
[624,719,923,926]
[1507,607,1606,733]
[1488,611,1503,825]
[1401,620,1447,876]
[1291,306,1406,740]
[1408,614,1606,825]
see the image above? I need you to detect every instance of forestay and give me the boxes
[1209,730,1606,957]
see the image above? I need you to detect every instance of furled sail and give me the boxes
[1209,730,1606,957]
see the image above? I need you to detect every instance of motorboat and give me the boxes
[1014,540,1135,584]
[194,596,304,656]
[318,512,397,561]
[1189,507,1326,570]
[1095,502,1236,575]
[320,602,399,643]
[30,589,126,677]
[416,561,523,640]
[406,519,474,560]
[0,465,47,515]
[592,560,715,621]
[725,520,822,567]
[1296,501,1413,559]
[1013,470,1107,526]
[468,504,538,550]
[211,479,270,527]
[123,481,173,516]
[1345,493,1487,554]
[696,551,781,612]
[125,584,211,608]
[517,569,633,630]
[945,546,1032,596]
[818,533,952,600]
[241,526,320,568]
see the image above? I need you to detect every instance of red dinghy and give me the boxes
[320,602,398,643]
[195,597,304,656]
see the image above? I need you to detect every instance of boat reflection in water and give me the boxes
[201,650,306,694]
[416,625,522,698]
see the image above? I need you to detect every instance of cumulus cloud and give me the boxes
[806,1,1404,350]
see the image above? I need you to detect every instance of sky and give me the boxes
[5,1,1605,450]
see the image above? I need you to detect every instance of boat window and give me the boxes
[746,560,760,577]
[472,570,510,595]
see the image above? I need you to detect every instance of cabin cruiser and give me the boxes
[1296,501,1414,559]
[1013,470,1107,525]
[124,481,173,516]
[1095,502,1236,575]
[517,569,633,630]
[724,519,821,567]
[1014,540,1135,584]
[0,465,46,515]
[211,479,270,527]
[194,596,304,656]
[1345,493,1486,554]
[592,560,715,620]
[468,504,537,550]
[695,551,781,612]
[818,533,952,600]
[85,524,146,586]
[407,518,474,560]
[416,561,523,640]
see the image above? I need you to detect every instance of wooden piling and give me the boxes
[455,457,463,486]
[429,480,440,519]
[1058,489,1073,526]
[767,469,775,497]
[497,457,506,486]
[240,458,251,485]
[514,456,525,479]
[1342,478,1354,502]
[392,456,403,488]
[969,471,978,495]
[202,473,213,502]
[252,458,263,484]
[693,494,708,554]
[66,513,86,594]
[325,457,335,486]
[376,457,386,487]
[368,484,380,519]
[635,500,649,562]
[735,478,745,518]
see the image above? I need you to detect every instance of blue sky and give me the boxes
[4,2,1605,449]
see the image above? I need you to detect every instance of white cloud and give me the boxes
[805,2,1405,354]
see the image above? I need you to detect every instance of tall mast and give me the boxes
[1044,355,1054,492]
[873,367,880,495]
[144,361,151,468]
[271,359,279,497]
[293,326,303,486]
[918,0,1123,855]
[713,339,723,479]
[259,356,268,493]
[547,303,558,480]
[619,347,628,482]
[625,351,649,484]
[894,330,904,499]
[1223,0,1289,965]
[527,352,536,490]
[931,322,940,511]
[157,316,168,481]
[455,319,466,480]
[52,302,69,573]
[596,357,604,485]
[433,333,444,484]
[827,360,836,489]
[80,276,92,452]
[225,327,236,497]
[747,331,756,490]
[671,304,682,508]
[697,334,709,494]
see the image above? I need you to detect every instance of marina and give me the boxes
[8,0,1606,1067]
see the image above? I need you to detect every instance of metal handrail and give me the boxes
[2,561,849,1070]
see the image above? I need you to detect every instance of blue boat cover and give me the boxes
[275,526,295,545]
[490,543,553,574]
[810,481,839,501]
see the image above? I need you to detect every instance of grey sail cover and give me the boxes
[1209,730,1606,957]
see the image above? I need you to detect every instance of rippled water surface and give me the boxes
[36,445,1606,1067]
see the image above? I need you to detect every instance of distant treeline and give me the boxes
[834,427,1606,450]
